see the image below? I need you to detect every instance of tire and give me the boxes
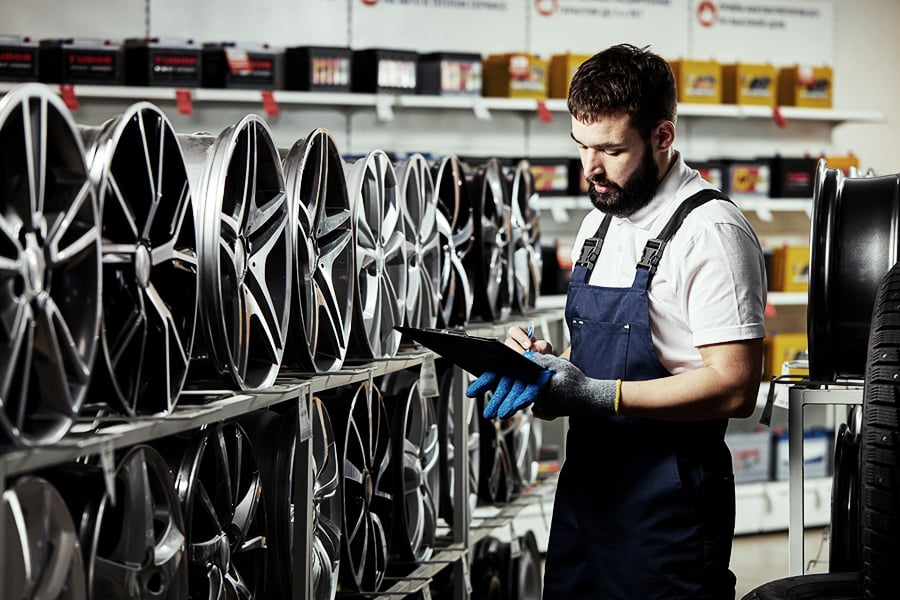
[740,572,858,600]
[830,418,860,573]
[859,261,900,598]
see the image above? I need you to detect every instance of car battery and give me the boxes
[568,158,589,195]
[482,53,549,99]
[526,158,570,196]
[417,52,482,96]
[727,159,770,197]
[769,156,817,198]
[669,59,721,104]
[688,159,728,194]
[0,35,39,82]
[726,430,772,483]
[764,331,808,379]
[39,38,122,85]
[202,42,279,89]
[778,65,833,109]
[722,63,777,107]
[351,48,418,94]
[548,53,590,98]
[124,38,202,87]
[770,244,810,293]
[284,46,352,92]
[774,427,832,480]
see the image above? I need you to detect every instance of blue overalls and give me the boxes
[543,190,737,599]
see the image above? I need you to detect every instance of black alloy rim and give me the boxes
[507,160,541,314]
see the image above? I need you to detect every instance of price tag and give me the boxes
[419,354,440,399]
[298,393,312,443]
[462,556,473,594]
[536,100,553,123]
[472,96,492,121]
[375,94,394,122]
[175,88,193,116]
[99,441,116,506]
[261,90,280,117]
[59,84,79,110]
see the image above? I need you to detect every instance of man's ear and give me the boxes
[654,120,676,151]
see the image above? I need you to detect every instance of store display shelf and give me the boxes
[734,476,832,535]
[469,474,559,548]
[0,83,884,125]
[768,291,808,306]
[379,546,468,596]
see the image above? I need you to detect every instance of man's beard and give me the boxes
[587,145,660,218]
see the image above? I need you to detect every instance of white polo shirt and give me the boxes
[570,152,768,375]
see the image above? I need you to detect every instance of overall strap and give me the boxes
[573,213,613,283]
[637,189,732,278]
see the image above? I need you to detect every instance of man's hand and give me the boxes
[526,354,620,418]
[504,324,554,355]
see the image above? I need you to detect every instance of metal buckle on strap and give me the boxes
[575,237,603,267]
[637,238,667,274]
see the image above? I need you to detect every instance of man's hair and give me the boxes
[567,44,677,139]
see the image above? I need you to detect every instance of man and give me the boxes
[468,44,766,598]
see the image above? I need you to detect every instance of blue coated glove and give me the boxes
[466,352,553,420]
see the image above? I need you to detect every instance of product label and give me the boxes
[0,48,37,79]
[150,52,200,83]
[312,56,350,87]
[440,60,481,94]
[377,58,416,89]
[64,50,118,81]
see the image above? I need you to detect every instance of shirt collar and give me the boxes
[622,151,688,230]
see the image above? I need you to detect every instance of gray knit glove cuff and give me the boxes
[526,353,619,417]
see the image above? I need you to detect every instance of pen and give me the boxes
[526,320,535,341]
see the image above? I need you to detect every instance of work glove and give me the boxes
[466,352,552,420]
[526,353,620,418]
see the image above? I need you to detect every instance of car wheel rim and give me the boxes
[181,116,292,390]
[2,476,87,600]
[508,160,542,314]
[438,365,479,523]
[282,128,354,373]
[397,154,441,330]
[467,159,512,323]
[0,83,101,446]
[501,409,538,491]
[477,391,513,505]
[83,102,198,416]
[346,151,407,359]
[310,396,343,600]
[432,155,474,328]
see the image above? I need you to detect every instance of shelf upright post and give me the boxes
[0,455,6,590]
[292,386,315,600]
[451,364,471,600]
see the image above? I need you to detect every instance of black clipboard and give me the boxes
[395,326,548,379]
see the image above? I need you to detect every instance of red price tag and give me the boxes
[772,106,787,128]
[261,90,280,117]
[175,89,193,116]
[59,84,78,111]
[536,100,553,123]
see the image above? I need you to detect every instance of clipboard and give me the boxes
[395,326,548,379]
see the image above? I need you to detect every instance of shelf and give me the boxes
[768,292,808,306]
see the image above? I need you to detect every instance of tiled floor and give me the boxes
[732,527,830,598]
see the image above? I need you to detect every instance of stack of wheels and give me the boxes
[345,150,408,360]
[237,397,342,600]
[324,380,394,594]
[436,361,480,527]
[830,406,861,573]
[506,159,542,314]
[0,83,102,447]
[281,128,355,374]
[500,408,539,494]
[465,158,513,323]
[470,531,543,600]
[81,102,199,417]
[2,476,87,598]
[154,421,268,598]
[431,155,474,328]
[178,115,292,391]
[380,368,440,569]
[41,445,189,598]
[476,391,514,506]
[396,153,442,333]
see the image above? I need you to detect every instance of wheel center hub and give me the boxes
[374,245,385,273]
[22,232,46,298]
[364,469,373,505]
[135,244,152,288]
[234,237,248,282]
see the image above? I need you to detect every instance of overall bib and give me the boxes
[543,190,737,599]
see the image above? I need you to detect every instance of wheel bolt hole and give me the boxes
[145,571,164,594]
[12,274,25,297]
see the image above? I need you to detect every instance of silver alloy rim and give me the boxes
[467,158,512,323]
[180,116,292,390]
[397,154,441,330]
[282,128,355,373]
[82,102,198,416]
[478,390,513,505]
[0,83,101,446]
[331,381,392,592]
[500,409,539,491]
[507,160,542,314]
[172,422,267,599]
[2,476,87,599]
[438,365,480,525]
[346,150,407,359]
[310,396,342,600]
[432,155,474,327]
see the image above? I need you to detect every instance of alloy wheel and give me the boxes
[431,155,474,328]
[437,363,480,525]
[507,160,542,314]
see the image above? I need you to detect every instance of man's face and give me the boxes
[571,113,662,218]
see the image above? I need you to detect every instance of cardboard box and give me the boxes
[124,38,202,87]
[770,245,810,292]
[722,63,777,106]
[202,42,279,89]
[726,430,772,483]
[728,160,770,196]
[417,52,482,96]
[548,53,590,98]
[284,46,352,92]
[483,53,548,99]
[765,331,808,379]
[352,48,418,93]
[0,35,39,82]
[669,59,721,104]
[39,38,122,85]
[778,65,833,109]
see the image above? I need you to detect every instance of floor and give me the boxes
[731,527,831,598]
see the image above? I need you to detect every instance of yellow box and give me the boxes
[765,332,808,379]
[722,63,777,106]
[777,65,833,108]
[549,53,590,98]
[482,53,549,99]
[770,245,810,292]
[669,59,722,104]
[824,154,860,176]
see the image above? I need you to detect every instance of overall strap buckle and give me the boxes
[576,236,604,268]
[637,238,667,274]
